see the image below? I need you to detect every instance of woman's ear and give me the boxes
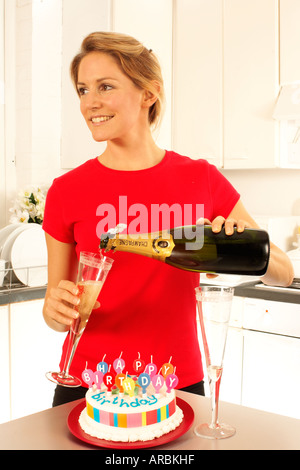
[142,80,161,109]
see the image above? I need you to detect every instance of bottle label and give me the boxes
[105,231,175,261]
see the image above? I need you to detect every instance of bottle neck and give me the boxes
[103,230,175,261]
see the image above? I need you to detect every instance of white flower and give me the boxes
[9,185,48,224]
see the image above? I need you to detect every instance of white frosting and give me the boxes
[79,405,183,443]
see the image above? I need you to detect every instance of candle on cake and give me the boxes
[81,362,94,388]
[137,372,151,397]
[144,356,157,377]
[103,365,115,396]
[97,354,108,374]
[165,367,179,394]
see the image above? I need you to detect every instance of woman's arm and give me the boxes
[198,200,294,287]
[43,233,80,332]
[228,200,294,287]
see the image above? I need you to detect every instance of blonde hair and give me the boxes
[70,31,165,129]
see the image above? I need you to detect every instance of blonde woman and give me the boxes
[42,32,293,406]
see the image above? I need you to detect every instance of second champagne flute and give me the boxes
[194,285,236,439]
[46,251,113,388]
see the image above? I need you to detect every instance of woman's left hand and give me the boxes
[196,216,251,235]
[196,216,251,279]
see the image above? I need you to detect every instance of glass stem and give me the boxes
[61,318,81,377]
[210,374,222,429]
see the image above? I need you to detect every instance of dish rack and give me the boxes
[0,264,47,292]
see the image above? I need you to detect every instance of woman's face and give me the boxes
[77,52,148,143]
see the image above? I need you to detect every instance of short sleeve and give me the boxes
[207,164,240,219]
[42,179,75,244]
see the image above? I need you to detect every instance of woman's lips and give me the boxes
[91,115,114,123]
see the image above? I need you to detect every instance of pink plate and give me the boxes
[67,397,194,449]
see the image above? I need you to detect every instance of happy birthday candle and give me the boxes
[97,354,108,374]
[113,352,125,374]
[123,374,135,397]
[81,362,94,388]
[137,372,151,397]
[165,367,179,393]
[161,356,174,378]
[144,356,157,377]
[133,352,145,374]
[152,372,165,396]
[103,365,115,395]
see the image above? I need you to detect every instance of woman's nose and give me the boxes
[86,90,102,109]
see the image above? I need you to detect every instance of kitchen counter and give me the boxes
[1,280,300,307]
[0,285,46,306]
[0,390,299,450]
[234,281,300,304]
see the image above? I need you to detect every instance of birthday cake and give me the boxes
[78,355,184,442]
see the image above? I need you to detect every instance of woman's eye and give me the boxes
[101,84,113,92]
[77,87,88,96]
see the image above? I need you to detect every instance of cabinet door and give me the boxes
[113,0,173,151]
[242,329,300,418]
[223,0,279,169]
[173,0,223,167]
[0,305,10,423]
[10,300,65,420]
[279,0,300,84]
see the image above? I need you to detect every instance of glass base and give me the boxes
[46,371,82,388]
[194,422,236,440]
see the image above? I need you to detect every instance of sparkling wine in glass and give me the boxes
[194,285,236,439]
[46,251,113,388]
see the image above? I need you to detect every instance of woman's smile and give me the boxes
[91,115,114,124]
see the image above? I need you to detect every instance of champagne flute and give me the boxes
[194,286,236,439]
[46,251,113,388]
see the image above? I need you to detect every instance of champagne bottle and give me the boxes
[99,225,270,275]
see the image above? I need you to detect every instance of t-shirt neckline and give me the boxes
[94,150,170,174]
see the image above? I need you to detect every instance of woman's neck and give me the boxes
[98,133,165,171]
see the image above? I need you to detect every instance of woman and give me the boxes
[42,32,294,406]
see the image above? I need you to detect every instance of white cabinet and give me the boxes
[198,295,300,419]
[242,329,300,418]
[9,299,65,420]
[279,0,300,85]
[223,0,279,169]
[173,0,223,167]
[173,0,279,169]
[0,305,10,424]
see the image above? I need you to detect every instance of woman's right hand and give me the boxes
[43,280,80,332]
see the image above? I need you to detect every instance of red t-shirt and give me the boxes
[43,150,240,388]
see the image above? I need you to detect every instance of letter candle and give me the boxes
[103,365,115,396]
[123,373,135,397]
[152,370,164,397]
[161,357,174,378]
[93,370,104,391]
[165,367,179,394]
[144,356,157,377]
[97,354,108,374]
[137,372,151,397]
[81,362,94,388]
[133,352,145,375]
[115,372,126,396]
[113,352,125,374]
